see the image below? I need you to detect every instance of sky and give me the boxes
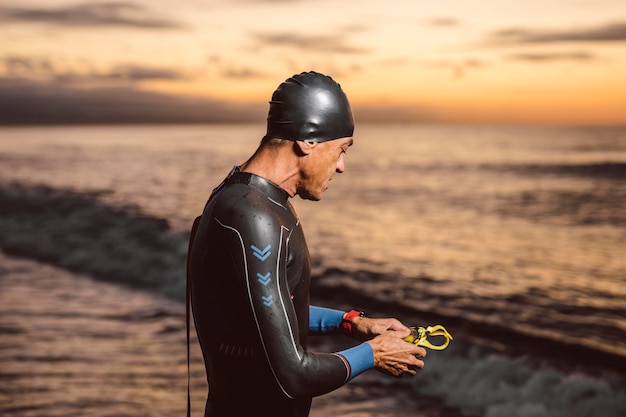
[1,0,625,125]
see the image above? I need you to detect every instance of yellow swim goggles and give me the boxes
[403,325,453,350]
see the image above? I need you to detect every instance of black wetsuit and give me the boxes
[188,167,373,417]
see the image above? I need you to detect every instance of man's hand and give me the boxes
[348,316,427,376]
[350,316,410,339]
[366,332,427,377]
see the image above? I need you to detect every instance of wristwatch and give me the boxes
[341,309,364,333]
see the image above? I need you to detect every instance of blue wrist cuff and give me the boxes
[338,343,374,379]
[309,306,345,334]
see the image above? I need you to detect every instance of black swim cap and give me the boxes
[265,71,354,142]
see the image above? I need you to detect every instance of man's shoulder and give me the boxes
[210,181,285,221]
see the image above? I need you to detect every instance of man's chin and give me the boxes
[300,194,322,202]
[298,190,323,202]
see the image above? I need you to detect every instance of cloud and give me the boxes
[489,21,626,44]
[0,2,185,29]
[203,55,270,80]
[420,58,485,78]
[377,58,411,67]
[1,56,188,84]
[0,77,265,125]
[3,56,54,76]
[55,65,189,83]
[107,65,187,81]
[252,32,370,54]
[220,67,268,80]
[426,17,461,27]
[505,51,597,63]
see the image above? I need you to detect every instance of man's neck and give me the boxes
[240,147,300,198]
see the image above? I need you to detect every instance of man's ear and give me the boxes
[294,140,316,156]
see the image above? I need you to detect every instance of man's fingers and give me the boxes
[409,345,427,359]
[412,358,425,369]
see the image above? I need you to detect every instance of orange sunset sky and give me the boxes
[1,0,625,125]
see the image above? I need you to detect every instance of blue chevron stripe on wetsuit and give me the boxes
[188,167,374,417]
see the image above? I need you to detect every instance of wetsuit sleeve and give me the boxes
[214,200,373,398]
[309,306,344,334]
[309,306,374,378]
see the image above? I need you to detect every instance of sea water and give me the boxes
[1,123,625,363]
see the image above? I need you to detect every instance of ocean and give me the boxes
[1,124,625,416]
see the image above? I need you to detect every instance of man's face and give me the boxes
[297,136,353,201]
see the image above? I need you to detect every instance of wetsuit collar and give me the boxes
[227,167,291,204]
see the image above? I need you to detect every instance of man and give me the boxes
[187,71,426,417]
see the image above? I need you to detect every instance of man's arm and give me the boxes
[308,306,428,377]
[216,189,425,396]
[309,305,412,339]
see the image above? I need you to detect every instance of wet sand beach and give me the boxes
[0,252,460,417]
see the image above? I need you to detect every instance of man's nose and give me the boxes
[336,154,345,173]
